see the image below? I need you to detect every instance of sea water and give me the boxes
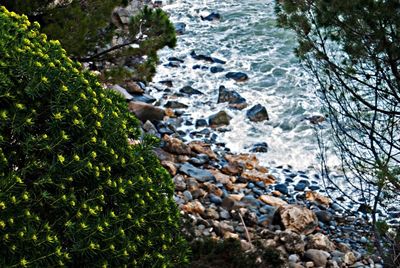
[151,0,339,170]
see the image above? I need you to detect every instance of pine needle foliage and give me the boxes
[0,6,188,267]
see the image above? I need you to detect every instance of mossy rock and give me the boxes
[0,6,188,267]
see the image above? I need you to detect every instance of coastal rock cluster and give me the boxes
[110,80,383,268]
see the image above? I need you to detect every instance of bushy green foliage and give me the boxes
[3,0,127,57]
[0,6,188,267]
[3,1,177,83]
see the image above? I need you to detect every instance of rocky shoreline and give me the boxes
[112,80,384,268]
[110,4,384,268]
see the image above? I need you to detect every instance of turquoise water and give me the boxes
[151,0,337,169]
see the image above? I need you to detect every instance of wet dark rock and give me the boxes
[200,12,221,21]
[209,110,232,127]
[315,210,333,224]
[294,182,307,191]
[190,51,226,64]
[164,61,180,68]
[180,86,203,95]
[249,142,269,153]
[275,183,289,195]
[309,185,320,191]
[210,66,225,73]
[217,86,247,109]
[131,93,156,104]
[209,194,223,205]
[159,80,173,87]
[168,57,184,63]
[195,119,208,128]
[179,163,215,182]
[225,72,249,82]
[175,22,186,34]
[165,101,188,109]
[246,104,269,122]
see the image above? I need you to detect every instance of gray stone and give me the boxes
[179,163,215,182]
[173,175,187,191]
[304,249,330,267]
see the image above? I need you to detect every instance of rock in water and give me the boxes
[217,86,247,109]
[249,142,269,153]
[128,101,164,122]
[275,205,318,235]
[174,22,186,35]
[179,163,216,182]
[180,86,203,95]
[200,12,221,21]
[210,66,225,73]
[246,104,269,122]
[208,110,232,127]
[225,72,249,82]
[165,101,188,109]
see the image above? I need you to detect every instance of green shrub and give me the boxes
[0,6,188,267]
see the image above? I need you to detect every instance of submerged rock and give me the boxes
[225,72,249,82]
[200,12,221,21]
[175,22,186,35]
[190,51,226,64]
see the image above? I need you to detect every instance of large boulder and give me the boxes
[275,205,319,235]
[246,104,269,122]
[128,101,165,122]
[208,110,232,127]
[217,85,247,109]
